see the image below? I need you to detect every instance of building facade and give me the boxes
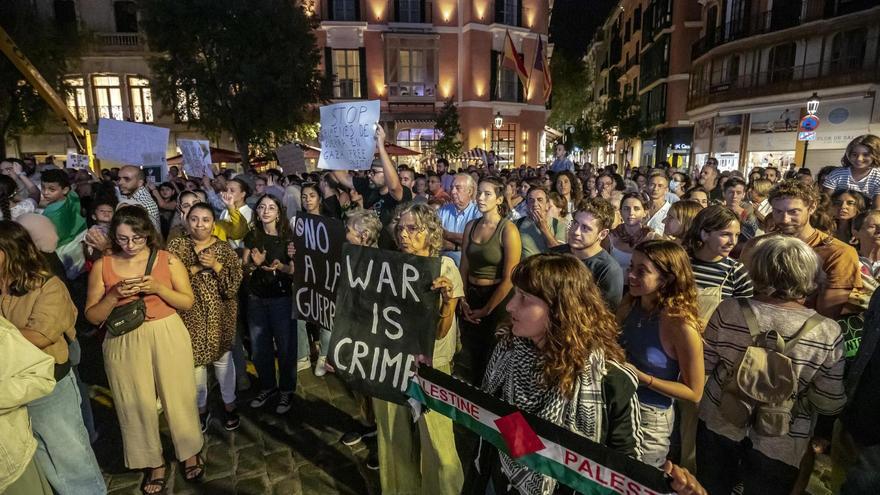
[311,0,552,168]
[584,0,701,170]
[6,0,216,162]
[687,0,880,174]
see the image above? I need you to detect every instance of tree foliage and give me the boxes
[0,0,82,157]
[547,51,592,134]
[434,99,462,159]
[140,0,328,167]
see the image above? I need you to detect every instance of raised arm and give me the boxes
[375,126,404,201]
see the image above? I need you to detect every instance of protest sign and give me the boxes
[65,152,89,169]
[317,100,380,170]
[95,118,169,167]
[328,245,440,404]
[408,366,673,495]
[291,213,345,330]
[276,143,307,175]
[178,139,214,178]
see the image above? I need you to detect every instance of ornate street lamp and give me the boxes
[494,112,503,129]
[807,92,820,116]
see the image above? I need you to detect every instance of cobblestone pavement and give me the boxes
[90,367,381,495]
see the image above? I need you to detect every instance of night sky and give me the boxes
[549,0,616,58]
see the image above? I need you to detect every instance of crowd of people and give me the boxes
[1,132,879,495]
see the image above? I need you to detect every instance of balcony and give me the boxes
[93,32,145,51]
[691,0,879,60]
[387,82,437,101]
[687,56,879,110]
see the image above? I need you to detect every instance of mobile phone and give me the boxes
[123,277,143,286]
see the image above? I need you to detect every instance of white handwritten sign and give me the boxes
[317,100,380,170]
[65,152,90,170]
[94,118,169,167]
[178,139,214,178]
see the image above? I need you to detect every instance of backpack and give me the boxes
[718,299,825,437]
[695,268,732,330]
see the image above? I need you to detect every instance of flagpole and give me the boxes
[527,34,539,98]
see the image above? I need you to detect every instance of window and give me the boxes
[54,0,77,33]
[495,0,519,26]
[396,128,440,157]
[633,7,641,29]
[65,77,88,123]
[491,123,516,167]
[331,49,363,98]
[175,82,200,122]
[385,37,437,98]
[830,28,867,72]
[332,0,358,21]
[128,76,153,122]
[492,51,522,102]
[114,1,138,32]
[768,42,796,83]
[396,0,422,22]
[92,75,123,120]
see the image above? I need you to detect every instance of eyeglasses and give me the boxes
[367,169,384,176]
[115,235,147,246]
[394,224,424,236]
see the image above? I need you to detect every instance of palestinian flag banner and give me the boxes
[407,366,672,495]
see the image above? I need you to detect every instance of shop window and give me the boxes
[491,123,516,167]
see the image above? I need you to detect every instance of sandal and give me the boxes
[141,465,167,495]
[182,454,205,482]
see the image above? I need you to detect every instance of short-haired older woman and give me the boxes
[698,236,846,495]
[468,254,640,494]
[373,203,464,494]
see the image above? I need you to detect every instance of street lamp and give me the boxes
[807,92,820,116]
[494,112,503,129]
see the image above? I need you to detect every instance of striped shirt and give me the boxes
[700,299,846,467]
[822,166,880,198]
[690,256,754,299]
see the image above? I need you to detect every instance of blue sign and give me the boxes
[799,115,820,132]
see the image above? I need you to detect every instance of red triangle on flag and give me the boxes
[494,411,546,458]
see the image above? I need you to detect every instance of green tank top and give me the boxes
[466,217,508,280]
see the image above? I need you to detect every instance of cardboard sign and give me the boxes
[65,152,89,169]
[408,366,674,495]
[94,118,169,167]
[178,139,214,178]
[291,213,345,330]
[328,245,440,404]
[276,143,307,175]
[317,100,380,170]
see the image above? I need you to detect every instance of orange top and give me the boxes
[102,250,177,320]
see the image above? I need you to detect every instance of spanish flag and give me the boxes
[532,36,552,103]
[503,30,529,91]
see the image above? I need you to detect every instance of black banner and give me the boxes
[328,245,440,404]
[291,213,345,330]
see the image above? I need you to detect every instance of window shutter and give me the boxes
[490,50,498,101]
[358,47,368,98]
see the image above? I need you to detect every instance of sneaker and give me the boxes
[297,357,311,372]
[366,451,379,471]
[341,424,377,446]
[199,411,211,433]
[276,391,294,415]
[249,389,278,409]
[224,408,241,431]
[314,356,327,377]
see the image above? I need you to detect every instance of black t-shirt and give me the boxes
[550,244,623,309]
[353,176,412,249]
[243,230,293,297]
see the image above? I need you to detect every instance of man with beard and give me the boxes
[699,158,724,202]
[742,180,861,318]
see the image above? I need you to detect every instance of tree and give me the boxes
[547,51,603,151]
[140,0,327,168]
[0,0,82,157]
[434,98,462,159]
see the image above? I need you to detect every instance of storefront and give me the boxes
[655,127,694,170]
[744,108,797,175]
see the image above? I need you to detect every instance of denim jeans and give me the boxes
[248,295,297,392]
[27,371,106,494]
[638,402,675,467]
[296,321,330,360]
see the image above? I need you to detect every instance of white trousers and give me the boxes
[194,350,236,408]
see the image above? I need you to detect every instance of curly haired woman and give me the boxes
[466,254,641,494]
[618,239,705,467]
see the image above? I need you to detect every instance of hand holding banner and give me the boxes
[291,213,345,330]
[317,100,380,170]
[178,139,214,178]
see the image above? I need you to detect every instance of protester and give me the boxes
[85,206,203,492]
[609,192,658,274]
[40,168,87,279]
[0,157,40,204]
[552,198,624,308]
[0,174,36,220]
[516,185,567,259]
[467,254,640,493]
[244,194,297,415]
[662,200,703,244]
[552,170,583,220]
[374,203,464,494]
[116,165,161,231]
[458,177,521,384]
[831,189,867,244]
[220,177,253,251]
[618,239,705,468]
[822,134,880,207]
[743,180,861,318]
[426,171,451,203]
[0,315,56,495]
[685,206,754,305]
[166,189,248,243]
[698,160,723,201]
[699,235,845,495]
[438,173,481,266]
[683,186,710,208]
[168,203,244,432]
[549,143,575,173]
[148,181,178,238]
[645,173,672,235]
